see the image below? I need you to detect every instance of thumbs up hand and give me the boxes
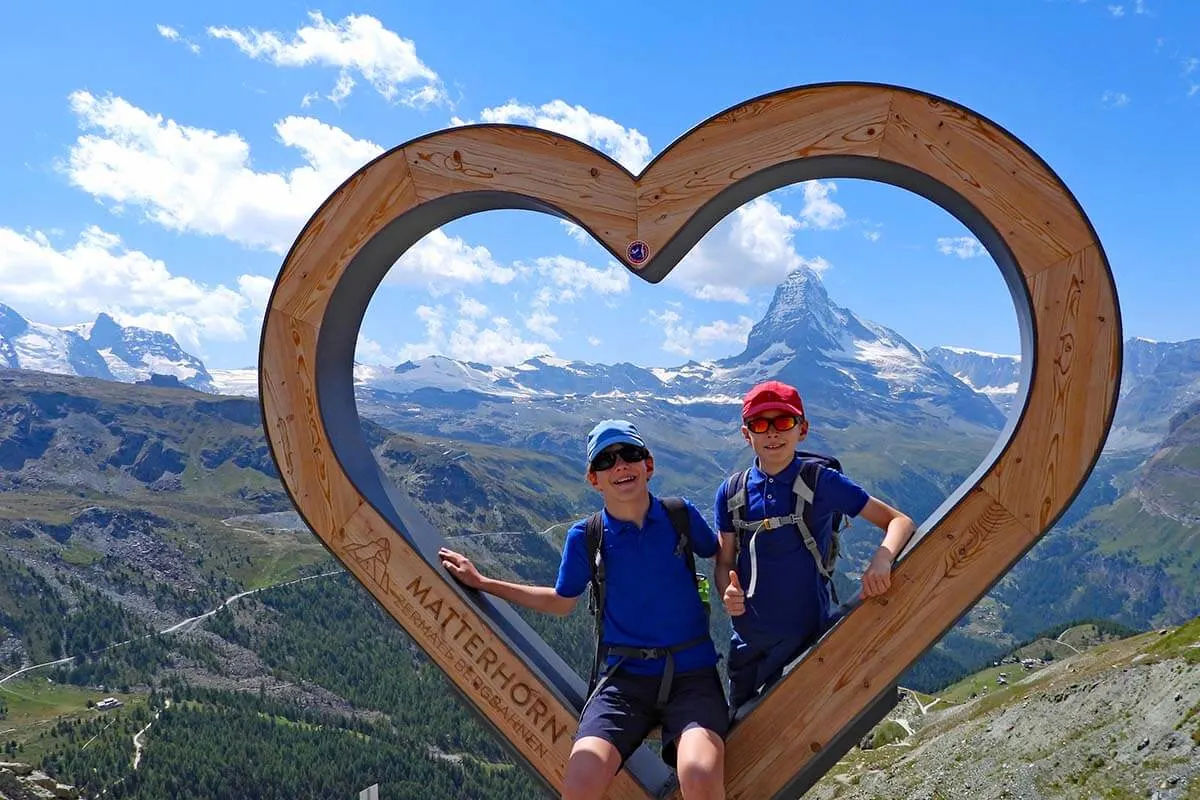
[723,570,745,617]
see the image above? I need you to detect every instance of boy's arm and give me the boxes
[714,532,738,596]
[715,531,745,615]
[438,547,577,616]
[711,480,744,615]
[857,497,917,598]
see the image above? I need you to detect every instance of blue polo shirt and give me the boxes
[555,495,719,676]
[715,455,869,647]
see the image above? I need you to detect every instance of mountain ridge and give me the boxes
[0,304,215,393]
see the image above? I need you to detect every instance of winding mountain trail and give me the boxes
[0,569,344,686]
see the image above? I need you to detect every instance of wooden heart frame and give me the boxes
[258,82,1121,799]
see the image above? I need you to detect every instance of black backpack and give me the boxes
[725,451,849,604]
[582,497,708,703]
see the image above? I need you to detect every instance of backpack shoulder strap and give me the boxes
[584,511,605,693]
[723,469,753,562]
[725,468,752,529]
[586,508,604,568]
[794,459,819,505]
[661,496,695,577]
[790,463,832,585]
[794,457,844,603]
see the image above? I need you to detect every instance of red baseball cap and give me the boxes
[742,380,805,421]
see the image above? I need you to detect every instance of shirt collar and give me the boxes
[601,493,664,534]
[750,452,801,483]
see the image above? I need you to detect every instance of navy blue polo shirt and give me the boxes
[555,495,719,676]
[714,455,869,646]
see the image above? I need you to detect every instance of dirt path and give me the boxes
[132,700,170,770]
[0,570,343,685]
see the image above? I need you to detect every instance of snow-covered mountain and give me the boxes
[0,304,113,378]
[925,345,1022,414]
[10,266,1195,452]
[0,305,215,392]
[356,267,1007,430]
[925,337,1200,452]
[1113,337,1200,438]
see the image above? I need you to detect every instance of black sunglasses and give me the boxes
[590,445,649,472]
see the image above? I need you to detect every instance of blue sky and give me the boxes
[1,0,1197,371]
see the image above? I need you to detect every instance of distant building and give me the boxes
[96,697,122,710]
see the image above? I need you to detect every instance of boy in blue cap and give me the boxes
[714,380,916,713]
[439,419,728,800]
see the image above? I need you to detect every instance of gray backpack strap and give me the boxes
[726,469,750,531]
[790,469,831,583]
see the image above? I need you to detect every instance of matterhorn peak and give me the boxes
[743,265,844,356]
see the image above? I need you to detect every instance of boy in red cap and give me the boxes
[713,380,916,712]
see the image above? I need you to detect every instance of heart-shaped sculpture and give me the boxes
[259,82,1120,799]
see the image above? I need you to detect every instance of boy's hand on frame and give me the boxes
[723,570,745,616]
[861,546,894,599]
[439,547,484,590]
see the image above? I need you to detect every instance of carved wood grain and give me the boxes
[637,85,892,255]
[982,246,1120,529]
[878,92,1094,274]
[259,82,1119,800]
[271,157,418,328]
[403,126,638,256]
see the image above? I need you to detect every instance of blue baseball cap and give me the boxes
[586,419,647,467]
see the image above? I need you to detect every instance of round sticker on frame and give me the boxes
[626,240,649,265]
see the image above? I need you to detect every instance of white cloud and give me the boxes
[936,235,987,258]
[356,335,390,364]
[864,230,881,242]
[1108,4,1125,16]
[387,229,517,290]
[416,304,444,339]
[450,320,551,365]
[1183,57,1199,75]
[798,181,846,229]
[327,72,355,106]
[237,274,275,315]
[397,304,552,365]
[64,92,520,293]
[561,220,594,246]
[1101,90,1131,107]
[207,11,446,107]
[456,295,488,319]
[650,310,689,356]
[158,23,201,54]
[64,91,385,254]
[524,310,559,340]
[671,196,831,303]
[455,100,653,173]
[694,316,756,346]
[529,255,630,301]
[0,225,261,352]
[649,310,755,358]
[587,336,601,347]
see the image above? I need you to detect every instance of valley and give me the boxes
[0,264,1197,798]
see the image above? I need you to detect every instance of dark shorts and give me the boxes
[576,666,729,767]
[727,632,814,709]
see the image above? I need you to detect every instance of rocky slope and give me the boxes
[814,620,1200,800]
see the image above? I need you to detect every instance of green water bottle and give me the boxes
[695,573,712,611]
